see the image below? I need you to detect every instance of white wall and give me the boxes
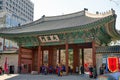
[0,53,18,73]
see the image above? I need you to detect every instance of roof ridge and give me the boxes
[43,10,85,21]
[85,9,115,18]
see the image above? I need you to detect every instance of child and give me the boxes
[60,70,63,76]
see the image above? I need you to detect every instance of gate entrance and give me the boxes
[19,43,95,74]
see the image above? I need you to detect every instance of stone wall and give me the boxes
[96,54,103,74]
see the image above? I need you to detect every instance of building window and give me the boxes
[6,7,8,10]
[6,2,8,6]
[10,0,12,3]
[0,1,3,4]
[0,6,2,10]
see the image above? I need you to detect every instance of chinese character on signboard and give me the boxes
[39,35,60,43]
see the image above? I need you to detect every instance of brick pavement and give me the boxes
[0,74,96,80]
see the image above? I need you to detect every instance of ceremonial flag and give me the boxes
[4,57,8,73]
[107,57,118,72]
[118,57,120,71]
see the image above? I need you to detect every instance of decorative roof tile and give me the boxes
[96,46,120,53]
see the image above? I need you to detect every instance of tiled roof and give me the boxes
[0,9,115,34]
[96,46,120,53]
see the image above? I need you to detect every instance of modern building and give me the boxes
[0,9,120,74]
[0,0,34,27]
[0,0,34,51]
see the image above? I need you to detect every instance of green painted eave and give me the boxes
[0,14,119,47]
[0,14,116,38]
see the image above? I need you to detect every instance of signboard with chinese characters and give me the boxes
[39,35,60,43]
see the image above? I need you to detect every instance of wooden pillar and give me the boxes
[18,46,22,73]
[18,47,22,67]
[48,49,50,66]
[58,48,61,63]
[3,37,5,51]
[65,43,69,74]
[81,48,84,68]
[42,50,43,65]
[32,49,34,71]
[73,46,79,72]
[53,48,57,67]
[48,48,53,66]
[92,41,96,66]
[37,46,42,73]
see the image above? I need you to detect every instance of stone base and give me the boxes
[31,71,38,75]
[62,72,66,76]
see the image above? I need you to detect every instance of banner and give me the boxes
[107,57,118,72]
[119,57,120,71]
[4,57,8,73]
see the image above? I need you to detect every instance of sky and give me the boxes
[31,0,120,30]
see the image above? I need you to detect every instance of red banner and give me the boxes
[119,57,120,71]
[4,57,8,73]
[107,57,118,72]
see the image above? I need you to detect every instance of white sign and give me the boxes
[39,35,60,43]
[102,58,106,63]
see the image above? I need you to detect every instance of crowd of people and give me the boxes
[88,63,108,79]
[39,63,101,78]
[40,63,66,76]
[99,63,108,75]
[38,63,100,79]
[88,65,97,78]
[0,63,108,79]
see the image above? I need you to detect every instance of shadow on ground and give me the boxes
[4,74,96,80]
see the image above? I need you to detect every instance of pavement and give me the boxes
[0,74,96,80]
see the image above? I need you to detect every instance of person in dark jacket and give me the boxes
[99,66,104,75]
[80,65,84,74]
[89,65,93,78]
[93,66,97,78]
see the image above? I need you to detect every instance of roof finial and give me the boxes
[96,11,99,14]
[18,23,21,27]
[84,8,88,11]
[42,15,45,18]
[111,8,115,14]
